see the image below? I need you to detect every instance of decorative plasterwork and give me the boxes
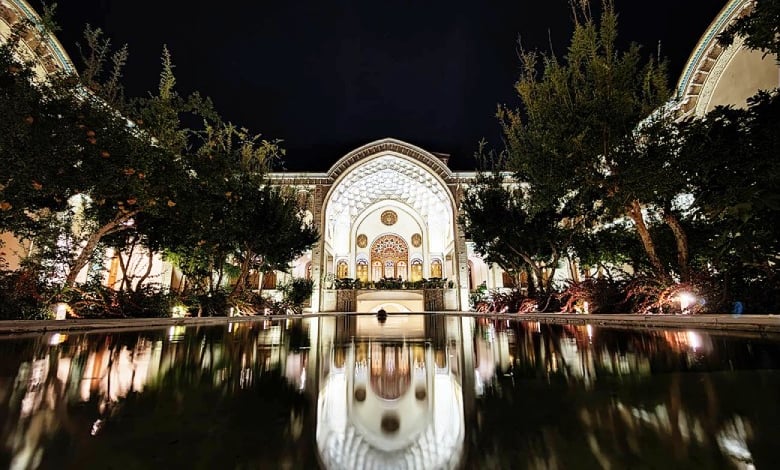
[356,234,368,248]
[380,210,398,226]
[0,0,75,75]
[328,138,453,182]
[411,233,422,248]
[674,0,753,117]
[371,234,408,259]
[694,35,746,116]
[326,155,452,223]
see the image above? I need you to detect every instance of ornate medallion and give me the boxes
[380,210,398,226]
[356,234,368,248]
[411,233,422,247]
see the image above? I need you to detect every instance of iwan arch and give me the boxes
[270,139,486,313]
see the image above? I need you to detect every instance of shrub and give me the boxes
[280,277,314,314]
[558,278,628,314]
[0,269,50,319]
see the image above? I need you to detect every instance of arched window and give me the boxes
[370,234,409,281]
[397,261,407,281]
[502,271,515,288]
[519,270,528,287]
[431,259,442,279]
[337,260,348,279]
[384,260,395,279]
[356,259,368,283]
[410,259,423,282]
[262,271,277,290]
[248,271,260,289]
[107,254,120,287]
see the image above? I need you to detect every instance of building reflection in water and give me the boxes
[314,315,466,469]
[0,316,778,469]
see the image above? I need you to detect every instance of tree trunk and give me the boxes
[524,265,537,298]
[122,236,139,292]
[65,211,138,287]
[663,211,690,282]
[135,249,155,292]
[627,199,670,283]
[544,245,561,296]
[507,245,547,296]
[230,249,253,298]
[117,236,138,293]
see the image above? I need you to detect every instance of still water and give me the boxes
[0,315,778,469]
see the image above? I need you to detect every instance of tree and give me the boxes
[1,12,319,317]
[0,27,179,288]
[498,0,677,282]
[459,169,571,299]
[151,120,318,301]
[675,92,780,308]
[719,0,780,62]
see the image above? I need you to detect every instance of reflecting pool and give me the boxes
[1,315,779,469]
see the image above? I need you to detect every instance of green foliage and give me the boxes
[280,277,314,314]
[1,17,317,316]
[495,0,675,284]
[500,1,669,217]
[0,31,200,288]
[76,25,128,108]
[334,277,357,289]
[459,169,568,299]
[719,0,780,61]
[469,282,488,310]
[185,290,230,317]
[468,0,780,311]
[673,92,780,310]
[0,269,50,319]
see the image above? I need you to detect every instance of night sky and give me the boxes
[35,1,726,171]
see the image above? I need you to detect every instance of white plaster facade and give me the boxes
[675,0,780,119]
[270,138,490,312]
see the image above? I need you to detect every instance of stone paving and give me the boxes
[476,313,780,335]
[0,312,778,336]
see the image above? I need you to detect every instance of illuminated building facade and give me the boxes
[1,0,777,313]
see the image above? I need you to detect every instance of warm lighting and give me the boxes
[91,419,104,436]
[168,325,186,342]
[171,305,187,318]
[679,292,696,313]
[686,331,702,350]
[583,301,589,315]
[49,333,67,345]
[586,324,593,340]
[55,302,68,320]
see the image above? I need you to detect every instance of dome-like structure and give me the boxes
[675,0,779,118]
[0,0,74,77]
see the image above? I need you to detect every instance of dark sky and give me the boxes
[36,1,726,171]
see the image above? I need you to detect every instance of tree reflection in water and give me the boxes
[0,322,316,469]
[0,316,777,469]
[469,320,780,469]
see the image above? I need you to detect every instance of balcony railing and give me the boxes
[332,277,452,290]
